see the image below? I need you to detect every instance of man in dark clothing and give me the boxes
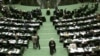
[36,34,40,50]
[49,38,56,56]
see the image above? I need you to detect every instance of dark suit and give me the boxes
[36,35,40,49]
[49,40,56,55]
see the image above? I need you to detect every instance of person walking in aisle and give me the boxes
[49,38,56,56]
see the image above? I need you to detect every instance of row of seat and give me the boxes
[51,2,100,56]
[0,5,45,56]
[0,38,29,48]
[0,46,24,56]
[68,46,100,56]
[62,15,100,56]
[63,30,100,47]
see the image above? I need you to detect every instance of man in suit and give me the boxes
[46,8,50,15]
[49,38,56,56]
[36,34,40,50]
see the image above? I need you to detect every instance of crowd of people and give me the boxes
[0,5,42,20]
[0,1,100,56]
[54,2,98,18]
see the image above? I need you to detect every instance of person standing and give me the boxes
[49,38,56,56]
[32,34,37,49]
[36,34,40,50]
[32,34,40,49]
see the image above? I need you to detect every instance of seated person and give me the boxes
[97,14,100,19]
[68,42,77,49]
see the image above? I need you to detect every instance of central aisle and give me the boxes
[23,9,68,56]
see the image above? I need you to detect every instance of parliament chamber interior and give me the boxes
[0,0,100,56]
